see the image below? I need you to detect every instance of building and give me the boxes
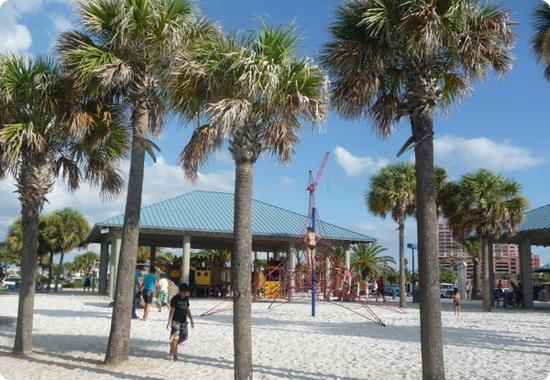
[532,255,541,270]
[437,223,539,278]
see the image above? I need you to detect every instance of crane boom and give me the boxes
[306,152,330,193]
[306,152,330,223]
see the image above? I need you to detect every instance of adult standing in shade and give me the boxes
[142,267,158,320]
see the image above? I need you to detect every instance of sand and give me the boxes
[0,292,549,380]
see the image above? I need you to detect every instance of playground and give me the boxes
[0,293,549,380]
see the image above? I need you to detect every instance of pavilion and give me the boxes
[498,203,550,308]
[83,190,375,297]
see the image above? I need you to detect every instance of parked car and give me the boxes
[1,276,21,291]
[440,283,454,298]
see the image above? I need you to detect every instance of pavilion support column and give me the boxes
[98,240,109,295]
[150,245,157,271]
[181,234,191,285]
[344,244,351,270]
[287,241,296,302]
[519,238,533,308]
[108,231,121,299]
[488,241,495,306]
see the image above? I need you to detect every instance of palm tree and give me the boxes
[73,251,99,274]
[321,1,514,377]
[168,26,328,379]
[57,0,215,365]
[41,208,90,291]
[532,3,550,79]
[441,169,528,312]
[367,162,415,308]
[351,243,395,281]
[0,55,124,355]
[462,239,482,299]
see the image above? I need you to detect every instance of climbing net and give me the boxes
[200,214,405,326]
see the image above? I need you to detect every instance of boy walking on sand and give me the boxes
[167,283,194,361]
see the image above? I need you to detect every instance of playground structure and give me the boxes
[200,153,399,325]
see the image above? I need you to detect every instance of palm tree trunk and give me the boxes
[54,251,65,292]
[47,251,54,293]
[232,158,254,380]
[481,237,491,312]
[472,258,482,300]
[411,107,445,379]
[105,101,148,365]
[13,156,52,355]
[13,201,40,355]
[398,220,406,308]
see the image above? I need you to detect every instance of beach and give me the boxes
[0,293,548,380]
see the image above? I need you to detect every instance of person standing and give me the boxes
[167,283,194,361]
[452,287,461,316]
[158,273,170,312]
[142,267,158,320]
[376,276,386,302]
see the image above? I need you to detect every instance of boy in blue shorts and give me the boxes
[166,283,194,361]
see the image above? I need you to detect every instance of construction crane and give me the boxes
[306,152,330,228]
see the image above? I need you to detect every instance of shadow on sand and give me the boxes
[0,330,363,380]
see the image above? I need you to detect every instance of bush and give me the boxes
[62,281,74,289]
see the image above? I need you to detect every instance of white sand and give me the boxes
[0,292,549,380]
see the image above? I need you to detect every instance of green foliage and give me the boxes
[169,24,328,176]
[532,3,550,80]
[351,243,395,280]
[73,251,99,273]
[439,268,456,284]
[441,169,528,239]
[41,208,90,254]
[321,0,514,135]
[366,162,416,224]
[0,54,127,196]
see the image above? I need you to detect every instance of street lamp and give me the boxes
[407,243,417,284]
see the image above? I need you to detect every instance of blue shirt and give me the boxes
[143,273,157,291]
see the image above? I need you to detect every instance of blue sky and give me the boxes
[0,0,549,265]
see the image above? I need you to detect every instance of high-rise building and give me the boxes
[532,255,541,270]
[437,222,539,278]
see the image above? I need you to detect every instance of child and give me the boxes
[452,287,461,316]
[304,227,319,270]
[141,267,158,320]
[167,283,194,361]
[158,273,169,312]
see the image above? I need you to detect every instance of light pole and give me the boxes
[407,243,417,285]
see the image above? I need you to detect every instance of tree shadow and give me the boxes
[0,316,16,327]
[0,345,164,380]
[202,312,550,357]
[0,332,363,380]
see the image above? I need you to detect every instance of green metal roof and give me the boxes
[96,190,374,243]
[519,204,550,232]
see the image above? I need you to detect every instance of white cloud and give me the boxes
[279,177,294,187]
[435,135,543,171]
[213,150,234,166]
[0,0,73,52]
[49,12,73,31]
[334,146,389,178]
[0,157,234,239]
